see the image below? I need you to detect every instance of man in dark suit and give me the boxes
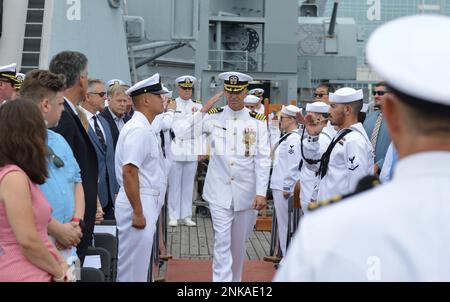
[49,51,99,262]
[81,79,119,220]
[100,84,130,149]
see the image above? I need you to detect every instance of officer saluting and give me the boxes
[301,87,374,202]
[275,15,450,281]
[173,71,271,282]
[114,73,167,282]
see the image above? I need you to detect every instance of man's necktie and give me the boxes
[370,112,383,150]
[93,115,107,152]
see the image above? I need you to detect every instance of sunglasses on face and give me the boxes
[48,147,65,168]
[314,93,329,98]
[372,91,386,96]
[88,92,107,98]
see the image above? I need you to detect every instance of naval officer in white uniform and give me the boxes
[276,14,450,281]
[173,71,271,282]
[114,73,167,282]
[270,105,302,256]
[168,75,202,227]
[301,87,374,202]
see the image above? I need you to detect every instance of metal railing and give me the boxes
[208,49,264,72]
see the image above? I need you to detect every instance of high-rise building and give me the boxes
[324,0,449,81]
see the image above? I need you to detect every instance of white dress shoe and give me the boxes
[168,219,178,227]
[183,217,196,227]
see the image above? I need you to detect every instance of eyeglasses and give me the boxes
[372,91,386,96]
[88,92,107,98]
[314,93,329,98]
[48,147,65,168]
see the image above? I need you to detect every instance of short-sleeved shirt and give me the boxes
[40,130,82,224]
[115,111,166,194]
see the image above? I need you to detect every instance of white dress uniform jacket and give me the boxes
[276,152,450,281]
[114,111,166,282]
[270,131,301,193]
[173,106,271,211]
[298,125,333,209]
[270,130,301,255]
[302,122,374,202]
[170,97,203,161]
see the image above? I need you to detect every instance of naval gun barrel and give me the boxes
[328,0,339,36]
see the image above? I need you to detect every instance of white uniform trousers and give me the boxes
[168,161,197,220]
[115,191,162,282]
[272,190,289,256]
[210,202,257,282]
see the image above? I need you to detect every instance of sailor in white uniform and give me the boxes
[269,105,302,256]
[154,86,176,209]
[173,71,271,282]
[248,88,265,115]
[168,75,203,227]
[301,88,374,202]
[298,102,333,210]
[115,73,167,282]
[276,14,450,281]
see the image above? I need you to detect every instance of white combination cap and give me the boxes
[0,63,17,84]
[306,101,330,113]
[218,71,253,93]
[329,87,363,104]
[367,14,450,107]
[107,79,126,87]
[175,75,197,88]
[244,95,260,104]
[248,88,264,97]
[281,105,302,117]
[126,73,166,97]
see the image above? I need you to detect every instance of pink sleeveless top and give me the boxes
[0,165,56,282]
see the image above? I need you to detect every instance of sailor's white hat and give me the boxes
[244,95,260,104]
[329,87,364,104]
[281,105,302,117]
[306,101,330,113]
